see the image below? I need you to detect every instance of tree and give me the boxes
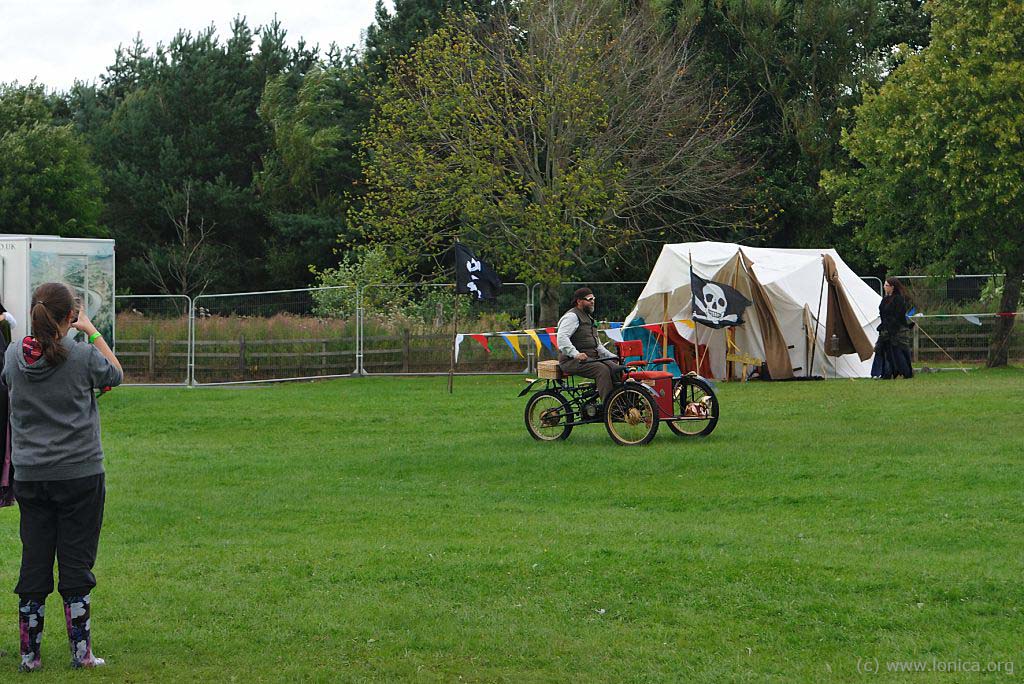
[354,0,750,322]
[141,182,221,297]
[362,0,497,82]
[664,0,931,268]
[0,83,106,237]
[256,58,366,285]
[255,1,500,288]
[823,0,1024,366]
[76,18,317,293]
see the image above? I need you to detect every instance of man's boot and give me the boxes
[18,599,44,672]
[63,594,105,668]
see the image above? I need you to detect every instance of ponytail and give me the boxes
[30,282,76,366]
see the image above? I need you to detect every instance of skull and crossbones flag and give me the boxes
[691,271,752,329]
[454,243,502,300]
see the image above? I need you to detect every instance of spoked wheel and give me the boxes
[525,390,573,441]
[667,375,719,437]
[604,384,659,446]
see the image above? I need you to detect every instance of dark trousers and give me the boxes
[13,474,105,601]
[559,356,620,401]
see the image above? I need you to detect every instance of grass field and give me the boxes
[1,369,1022,682]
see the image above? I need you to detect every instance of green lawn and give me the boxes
[1,369,1022,682]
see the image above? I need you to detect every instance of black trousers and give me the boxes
[13,474,105,601]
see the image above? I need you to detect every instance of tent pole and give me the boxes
[809,259,826,378]
[726,327,734,381]
[661,292,669,358]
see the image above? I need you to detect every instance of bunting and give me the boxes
[961,314,982,326]
[539,327,555,353]
[525,329,543,353]
[450,319,702,364]
[454,333,465,362]
[500,333,524,358]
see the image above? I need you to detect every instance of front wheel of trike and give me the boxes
[604,384,659,446]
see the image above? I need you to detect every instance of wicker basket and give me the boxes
[537,360,562,380]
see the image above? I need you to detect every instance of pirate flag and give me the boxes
[691,271,752,329]
[454,243,502,300]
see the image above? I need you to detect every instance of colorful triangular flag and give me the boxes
[500,333,523,358]
[525,329,543,354]
[454,333,465,363]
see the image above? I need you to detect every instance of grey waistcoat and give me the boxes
[566,307,599,358]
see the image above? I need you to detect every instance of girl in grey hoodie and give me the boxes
[2,282,122,672]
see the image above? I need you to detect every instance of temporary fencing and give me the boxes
[358,282,531,375]
[895,274,1005,313]
[111,279,1021,385]
[114,294,191,385]
[862,276,883,296]
[191,287,357,385]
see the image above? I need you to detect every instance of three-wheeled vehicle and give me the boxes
[519,340,719,446]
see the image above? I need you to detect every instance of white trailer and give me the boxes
[0,235,115,343]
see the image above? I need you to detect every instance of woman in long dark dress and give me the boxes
[871,277,914,378]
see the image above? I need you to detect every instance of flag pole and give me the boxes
[448,286,458,394]
[690,252,699,374]
[697,327,709,372]
[809,256,826,378]
[448,240,460,394]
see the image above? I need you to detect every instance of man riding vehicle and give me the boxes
[556,288,625,403]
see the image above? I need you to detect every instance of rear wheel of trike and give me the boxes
[524,390,573,441]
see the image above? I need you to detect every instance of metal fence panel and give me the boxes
[894,274,1005,314]
[524,281,647,373]
[360,283,530,375]
[114,295,191,385]
[861,276,883,296]
[191,287,357,384]
[531,281,647,327]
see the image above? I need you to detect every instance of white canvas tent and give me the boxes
[626,242,882,379]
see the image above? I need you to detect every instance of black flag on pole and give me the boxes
[454,243,502,300]
[691,271,752,328]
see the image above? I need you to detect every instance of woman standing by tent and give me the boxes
[2,283,122,671]
[871,277,914,379]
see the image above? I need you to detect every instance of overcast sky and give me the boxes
[0,0,387,92]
